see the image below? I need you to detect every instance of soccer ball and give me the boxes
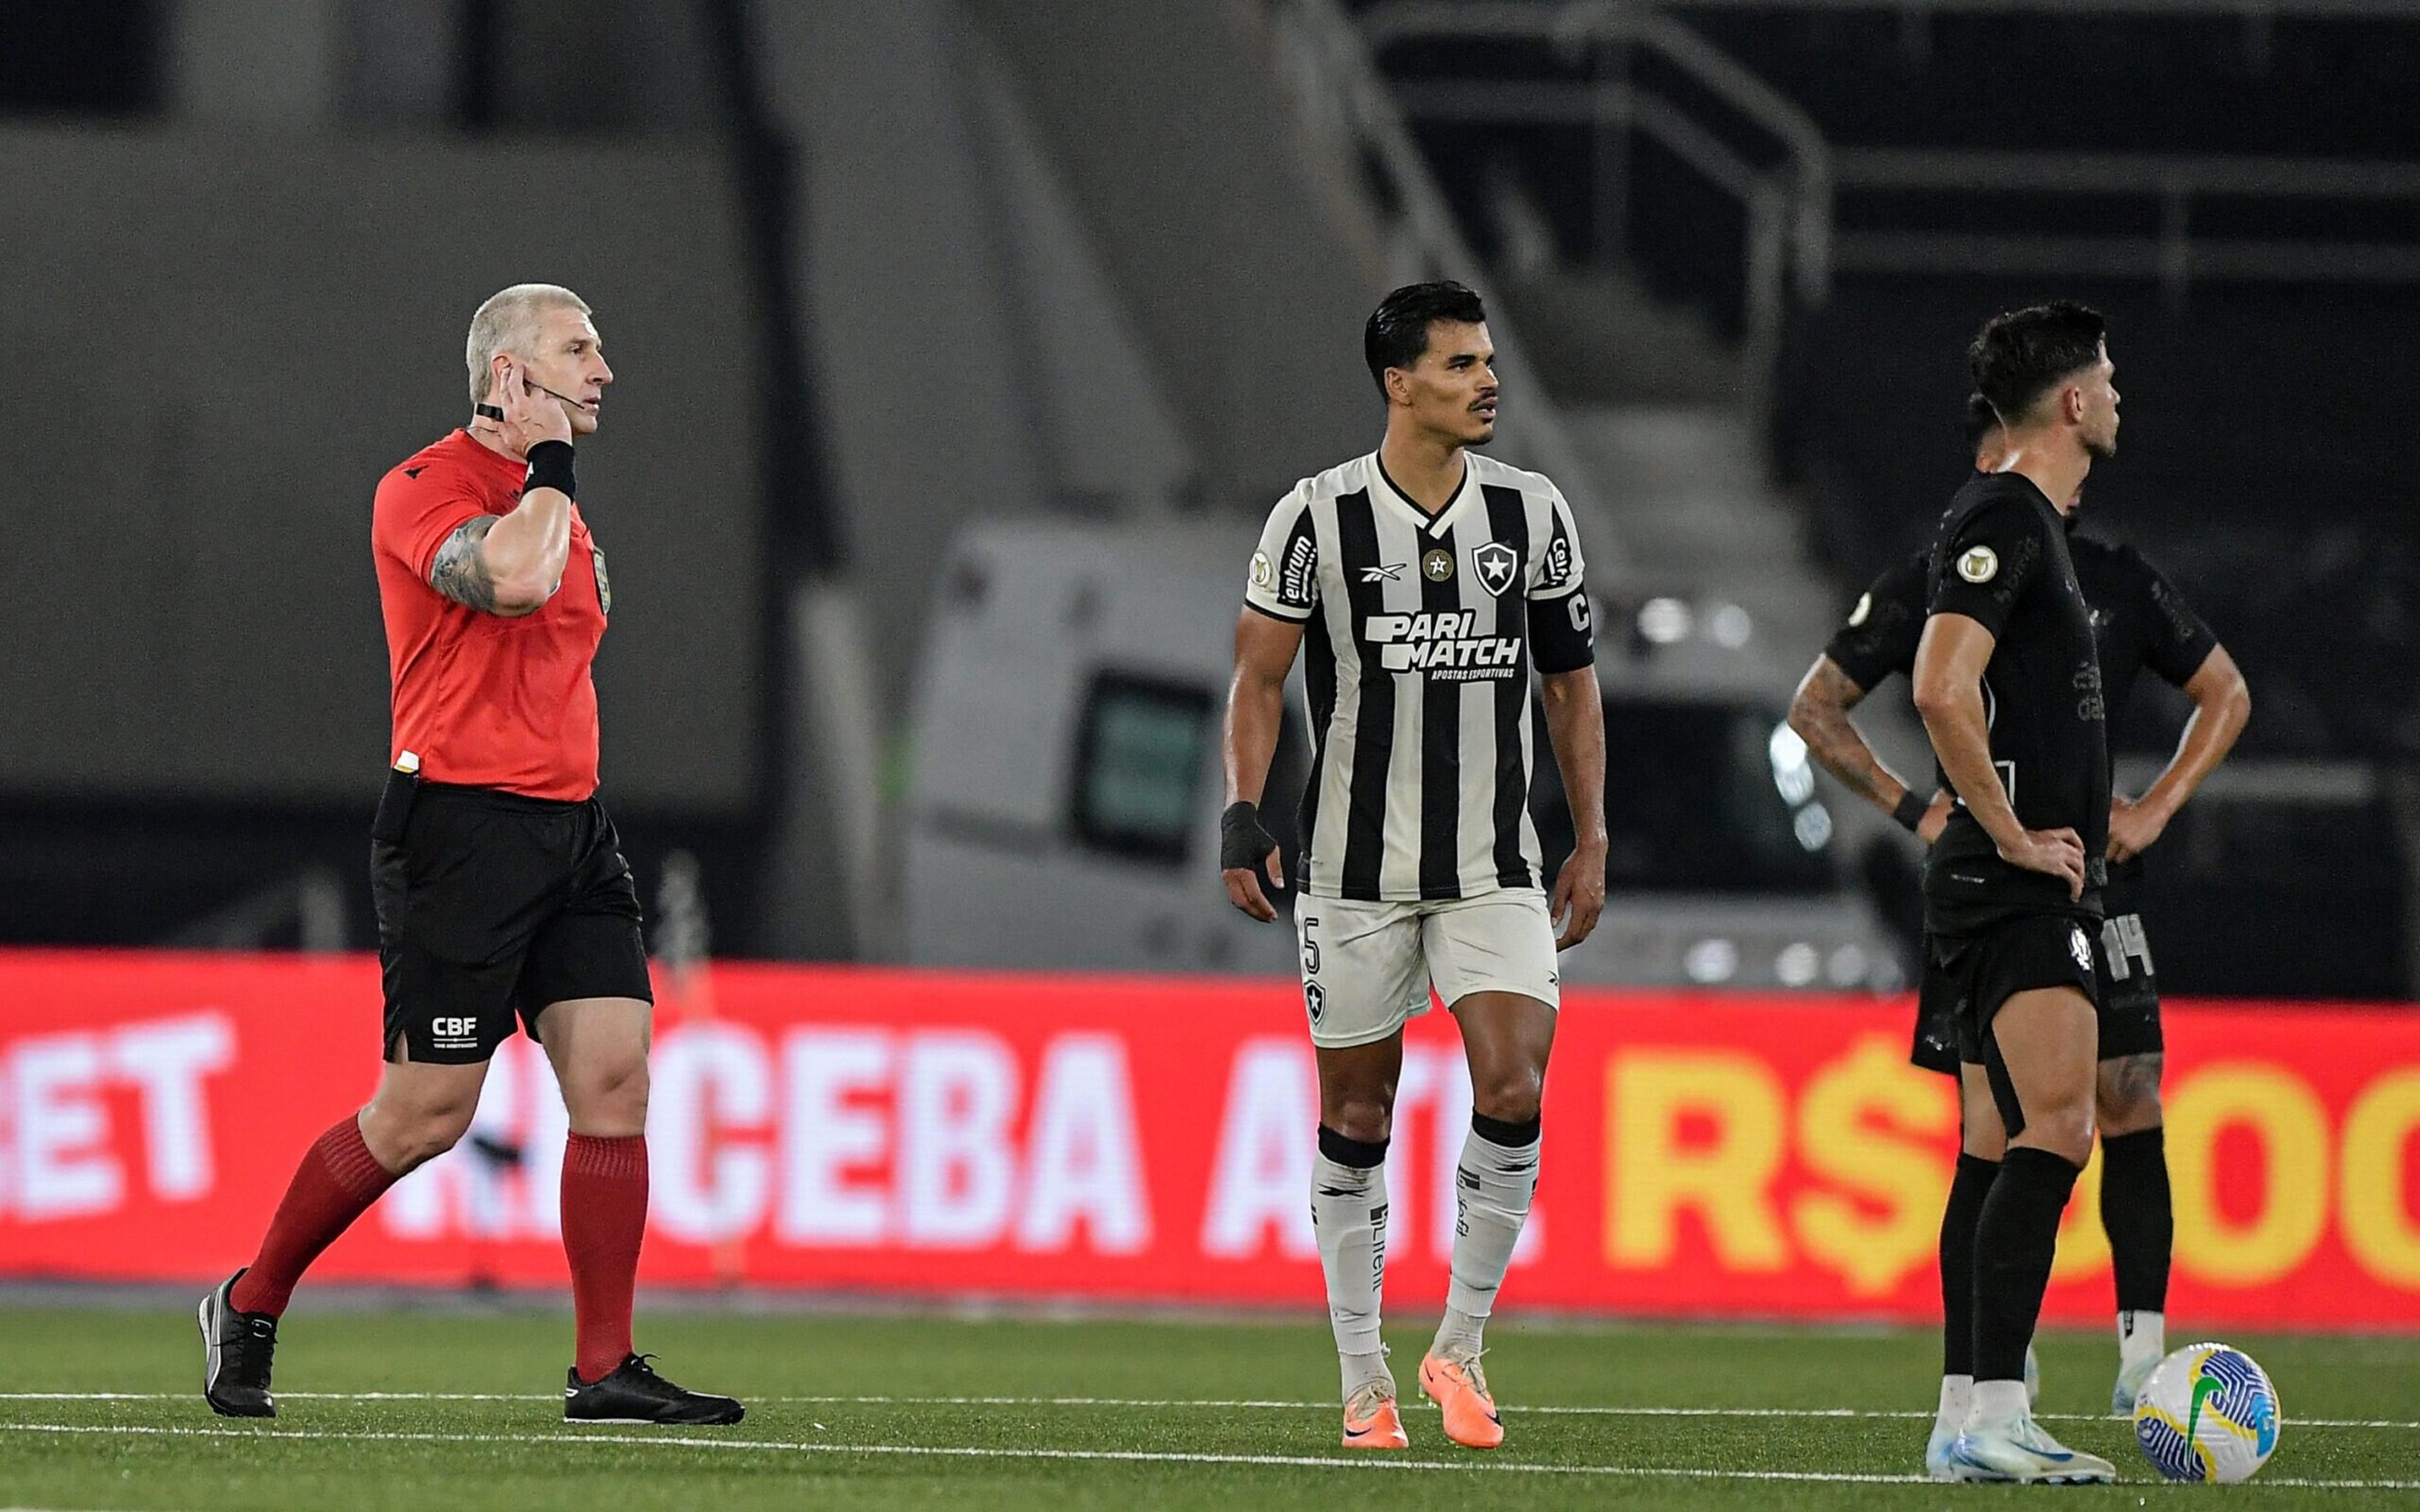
[2132,1343,2281,1483]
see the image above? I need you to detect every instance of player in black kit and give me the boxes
[1908,302,2124,1483]
[1789,393,2250,1470]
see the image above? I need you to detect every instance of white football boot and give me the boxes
[1949,1412,2118,1484]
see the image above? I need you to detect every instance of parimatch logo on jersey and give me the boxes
[1366,609,1520,679]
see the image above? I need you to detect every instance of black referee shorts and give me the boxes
[1927,910,2101,1137]
[371,781,652,1065]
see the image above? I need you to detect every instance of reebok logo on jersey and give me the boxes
[1472,541,1518,596]
[1361,563,1407,583]
[1957,546,2000,583]
[1366,609,1520,679]
[2070,927,2094,972]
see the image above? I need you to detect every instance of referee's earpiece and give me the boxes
[473,374,582,421]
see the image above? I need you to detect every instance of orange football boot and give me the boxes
[1341,1379,1409,1450]
[1419,1348,1504,1450]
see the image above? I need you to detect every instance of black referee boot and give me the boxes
[564,1354,745,1426]
[199,1269,279,1418]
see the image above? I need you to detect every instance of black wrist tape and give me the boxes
[1219,801,1278,874]
[524,439,577,499]
[1893,788,1931,833]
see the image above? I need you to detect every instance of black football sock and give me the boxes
[2099,1127,2172,1315]
[1939,1154,1998,1380]
[1971,1147,2080,1387]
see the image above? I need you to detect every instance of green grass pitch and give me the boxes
[0,1304,2412,1509]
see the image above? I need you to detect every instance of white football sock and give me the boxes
[1937,1374,1973,1428]
[1965,1377,2029,1431]
[1431,1122,1540,1360]
[1311,1145,1391,1400]
[2118,1309,2165,1370]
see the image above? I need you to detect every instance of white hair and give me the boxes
[465,284,592,405]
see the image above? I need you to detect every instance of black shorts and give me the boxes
[2092,909,2164,1060]
[1911,907,2161,1075]
[1925,910,2100,1135]
[371,780,652,1064]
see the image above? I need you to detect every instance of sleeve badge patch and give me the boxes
[1957,546,2000,584]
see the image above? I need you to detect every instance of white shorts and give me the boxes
[1293,888,1561,1050]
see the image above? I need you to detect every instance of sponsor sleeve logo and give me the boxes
[1957,546,2000,584]
[1535,537,1576,592]
[1279,536,1318,607]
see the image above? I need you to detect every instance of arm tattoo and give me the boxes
[1790,660,1893,805]
[429,516,500,612]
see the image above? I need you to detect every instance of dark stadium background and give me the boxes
[1,0,2409,999]
[0,7,2414,1505]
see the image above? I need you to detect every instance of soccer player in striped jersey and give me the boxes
[1219,281,1607,1452]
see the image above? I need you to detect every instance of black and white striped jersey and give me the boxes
[1244,450,1594,902]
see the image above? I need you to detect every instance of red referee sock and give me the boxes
[228,1116,398,1318]
[563,1133,649,1383]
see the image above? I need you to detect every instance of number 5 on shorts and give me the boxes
[1301,915,1321,977]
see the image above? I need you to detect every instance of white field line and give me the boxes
[0,1391,2411,1430]
[0,1419,2412,1491]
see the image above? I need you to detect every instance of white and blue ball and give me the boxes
[2132,1342,2281,1483]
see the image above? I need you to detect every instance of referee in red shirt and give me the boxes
[199,284,742,1426]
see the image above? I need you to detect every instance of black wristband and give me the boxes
[1893,788,1932,833]
[1219,800,1279,874]
[523,439,577,499]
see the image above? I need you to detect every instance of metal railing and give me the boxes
[1831,149,2420,298]
[1269,0,1623,559]
[1357,0,2420,406]
[1357,1,1838,425]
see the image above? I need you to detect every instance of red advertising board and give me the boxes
[2,951,2416,1329]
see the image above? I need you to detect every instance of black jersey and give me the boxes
[1822,486,2218,912]
[1915,472,2111,925]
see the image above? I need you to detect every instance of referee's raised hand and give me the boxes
[492,355,573,457]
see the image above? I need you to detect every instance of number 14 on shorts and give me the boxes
[2102,913,2154,980]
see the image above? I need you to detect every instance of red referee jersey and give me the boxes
[371,429,610,800]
